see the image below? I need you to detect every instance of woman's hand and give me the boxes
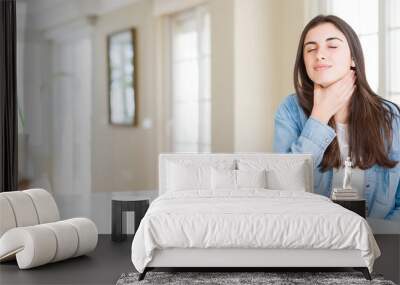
[311,70,356,124]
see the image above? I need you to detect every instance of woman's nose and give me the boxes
[316,51,326,61]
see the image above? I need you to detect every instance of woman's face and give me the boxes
[303,23,352,88]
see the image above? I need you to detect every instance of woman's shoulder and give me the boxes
[275,93,309,134]
[381,98,400,151]
[381,98,400,130]
[279,93,299,106]
[381,98,400,116]
[276,93,300,113]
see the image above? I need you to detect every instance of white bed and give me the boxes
[131,153,380,281]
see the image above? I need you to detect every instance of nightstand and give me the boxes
[332,199,366,218]
[112,199,149,241]
[111,191,157,242]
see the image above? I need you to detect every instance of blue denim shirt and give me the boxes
[273,94,400,221]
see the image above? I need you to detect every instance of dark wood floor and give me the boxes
[1,234,398,285]
[0,235,134,285]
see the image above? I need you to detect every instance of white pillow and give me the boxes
[211,168,236,190]
[238,159,308,191]
[211,168,267,190]
[266,162,307,191]
[237,169,267,188]
[167,162,211,191]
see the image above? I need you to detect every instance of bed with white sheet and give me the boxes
[131,153,380,280]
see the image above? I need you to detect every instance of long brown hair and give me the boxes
[294,15,399,172]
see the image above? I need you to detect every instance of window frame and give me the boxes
[167,5,212,153]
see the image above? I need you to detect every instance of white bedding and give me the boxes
[131,189,380,273]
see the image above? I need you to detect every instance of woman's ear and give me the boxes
[350,58,356,71]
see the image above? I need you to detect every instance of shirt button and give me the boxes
[325,138,329,142]
[366,184,370,188]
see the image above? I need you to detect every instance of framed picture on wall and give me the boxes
[107,28,138,126]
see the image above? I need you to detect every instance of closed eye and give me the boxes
[307,48,316,53]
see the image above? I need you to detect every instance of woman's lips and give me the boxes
[314,65,332,71]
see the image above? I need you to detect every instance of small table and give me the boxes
[332,199,366,218]
[111,192,155,242]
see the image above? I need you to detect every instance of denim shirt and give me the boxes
[273,94,400,221]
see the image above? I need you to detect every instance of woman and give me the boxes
[273,15,400,220]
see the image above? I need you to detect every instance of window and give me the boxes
[388,0,400,106]
[326,0,400,106]
[169,6,211,152]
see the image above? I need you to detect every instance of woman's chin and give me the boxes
[313,78,337,88]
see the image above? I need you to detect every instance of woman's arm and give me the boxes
[385,100,400,220]
[273,96,337,168]
[386,181,400,221]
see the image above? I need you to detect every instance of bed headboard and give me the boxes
[158,153,314,195]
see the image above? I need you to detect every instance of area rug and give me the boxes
[116,271,396,285]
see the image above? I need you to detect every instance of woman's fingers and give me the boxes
[313,83,324,103]
[313,83,323,94]
[312,70,356,122]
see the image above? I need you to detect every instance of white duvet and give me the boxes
[131,189,380,273]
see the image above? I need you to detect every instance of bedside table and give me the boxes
[111,191,157,242]
[332,199,366,218]
[112,198,149,241]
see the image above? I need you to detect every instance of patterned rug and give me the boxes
[116,271,396,285]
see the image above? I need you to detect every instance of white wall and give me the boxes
[214,0,310,152]
[210,0,235,152]
[233,0,281,152]
[92,0,158,193]
[280,0,324,98]
[230,0,321,152]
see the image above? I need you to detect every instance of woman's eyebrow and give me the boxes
[304,37,343,47]
[304,41,317,47]
[326,37,343,42]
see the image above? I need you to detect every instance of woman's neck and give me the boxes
[334,104,349,124]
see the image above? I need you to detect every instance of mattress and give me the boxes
[131,189,380,273]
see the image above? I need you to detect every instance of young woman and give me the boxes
[273,15,400,220]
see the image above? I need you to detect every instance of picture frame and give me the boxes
[107,28,138,126]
